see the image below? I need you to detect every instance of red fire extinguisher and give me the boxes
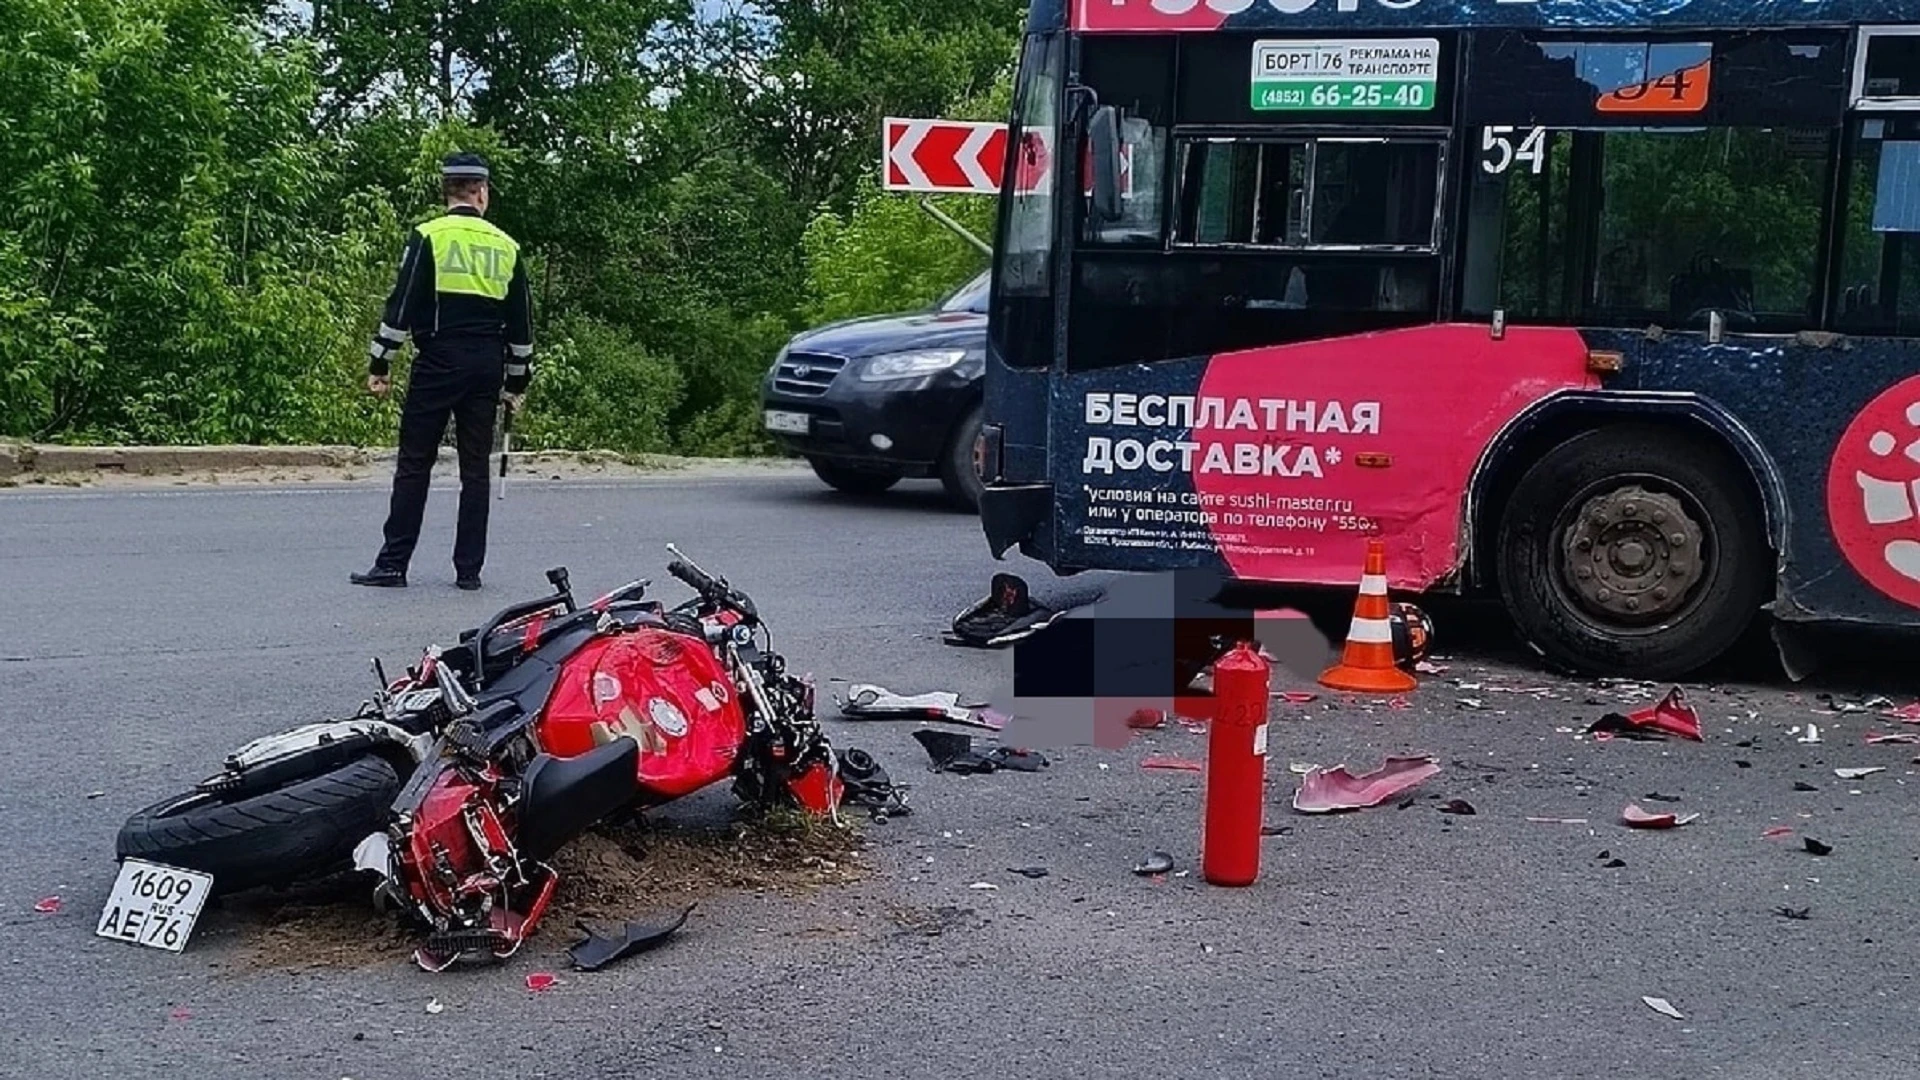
[1202,641,1270,887]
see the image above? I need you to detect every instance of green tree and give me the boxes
[0,0,395,443]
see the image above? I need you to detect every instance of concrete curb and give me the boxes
[0,442,798,480]
[0,443,369,477]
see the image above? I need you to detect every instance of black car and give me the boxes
[759,270,989,511]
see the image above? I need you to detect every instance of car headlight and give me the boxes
[767,344,790,377]
[857,348,969,383]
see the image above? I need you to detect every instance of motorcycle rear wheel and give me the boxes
[115,754,401,897]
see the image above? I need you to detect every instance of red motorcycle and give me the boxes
[116,546,904,970]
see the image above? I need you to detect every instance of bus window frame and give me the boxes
[1449,27,1853,337]
[1851,26,1920,111]
[1166,128,1453,255]
[990,31,1069,371]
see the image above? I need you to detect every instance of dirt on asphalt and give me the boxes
[224,807,870,974]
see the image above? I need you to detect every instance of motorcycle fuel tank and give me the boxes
[537,627,747,802]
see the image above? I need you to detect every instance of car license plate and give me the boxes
[96,859,214,953]
[763,409,810,435]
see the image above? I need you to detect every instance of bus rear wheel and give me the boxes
[1494,424,1769,680]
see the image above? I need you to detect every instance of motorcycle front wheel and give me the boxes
[115,754,401,897]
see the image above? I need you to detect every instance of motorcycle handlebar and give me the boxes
[666,555,759,624]
[667,559,722,599]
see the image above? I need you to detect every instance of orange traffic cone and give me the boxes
[1319,539,1418,694]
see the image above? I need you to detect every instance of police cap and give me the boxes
[441,152,491,182]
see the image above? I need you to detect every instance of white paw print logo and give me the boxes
[1851,402,1920,583]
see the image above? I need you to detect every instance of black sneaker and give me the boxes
[350,567,407,588]
[456,575,482,591]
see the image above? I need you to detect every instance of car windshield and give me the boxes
[938,271,992,314]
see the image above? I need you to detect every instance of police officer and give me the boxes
[351,152,535,591]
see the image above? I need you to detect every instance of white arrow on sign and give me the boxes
[955,123,998,191]
[885,120,933,190]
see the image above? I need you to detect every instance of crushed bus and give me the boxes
[972,0,1920,678]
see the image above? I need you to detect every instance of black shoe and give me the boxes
[456,575,482,591]
[351,567,407,588]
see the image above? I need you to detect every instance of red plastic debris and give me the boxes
[1387,696,1412,710]
[1865,731,1920,745]
[33,896,60,914]
[1276,692,1318,704]
[1883,702,1920,722]
[168,1008,192,1022]
[1762,826,1795,839]
[1125,708,1166,730]
[1589,687,1703,742]
[525,973,558,992]
[1141,756,1204,773]
[1292,755,1440,814]
[1620,802,1698,829]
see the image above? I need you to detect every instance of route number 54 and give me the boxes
[1481,126,1547,175]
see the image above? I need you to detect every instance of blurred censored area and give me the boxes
[988,569,1337,748]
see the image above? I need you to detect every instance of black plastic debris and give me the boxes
[1260,825,1293,836]
[1008,867,1049,879]
[991,748,1050,772]
[1793,781,1819,792]
[910,730,1049,775]
[912,730,973,768]
[1642,793,1682,803]
[1775,906,1812,920]
[568,904,695,972]
[1735,760,1753,769]
[835,748,912,820]
[1602,858,1627,869]
[1133,851,1175,876]
[944,574,1066,649]
[1803,837,1833,857]
[1438,799,1477,815]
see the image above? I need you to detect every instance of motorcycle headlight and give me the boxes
[857,348,969,383]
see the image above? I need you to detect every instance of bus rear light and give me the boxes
[1355,453,1392,469]
[975,423,1004,483]
[1587,350,1625,375]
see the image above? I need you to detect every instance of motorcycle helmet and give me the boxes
[1388,602,1433,670]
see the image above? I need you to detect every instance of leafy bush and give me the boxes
[510,316,684,456]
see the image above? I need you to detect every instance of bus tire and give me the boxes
[809,458,901,496]
[1494,424,1769,680]
[939,404,986,513]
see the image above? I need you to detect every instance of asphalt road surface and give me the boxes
[5,468,1920,1080]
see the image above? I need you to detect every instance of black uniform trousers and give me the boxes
[373,334,505,578]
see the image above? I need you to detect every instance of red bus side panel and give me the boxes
[1061,324,1596,589]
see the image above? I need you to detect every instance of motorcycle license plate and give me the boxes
[96,859,214,953]
[763,410,810,435]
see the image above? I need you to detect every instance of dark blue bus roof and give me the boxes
[1035,0,1920,35]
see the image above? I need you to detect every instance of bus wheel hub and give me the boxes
[1562,486,1702,620]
